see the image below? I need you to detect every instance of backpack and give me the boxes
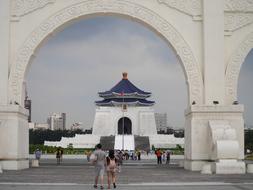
[108,158,116,170]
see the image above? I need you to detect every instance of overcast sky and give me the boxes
[26,16,253,129]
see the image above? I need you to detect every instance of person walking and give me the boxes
[155,149,162,165]
[56,148,61,165]
[137,150,141,161]
[162,151,166,163]
[106,150,117,189]
[93,144,106,189]
[166,150,171,164]
[35,149,42,164]
[115,150,123,173]
[86,150,91,162]
[60,148,64,163]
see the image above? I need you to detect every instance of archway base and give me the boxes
[0,105,29,170]
[184,105,245,174]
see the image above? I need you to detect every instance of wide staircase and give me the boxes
[114,135,135,150]
[134,136,150,151]
[100,136,115,150]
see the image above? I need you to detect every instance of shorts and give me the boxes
[94,165,105,177]
[106,166,117,173]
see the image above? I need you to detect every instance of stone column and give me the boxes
[184,105,245,172]
[0,2,29,170]
[0,0,10,105]
[0,105,29,170]
[203,0,225,105]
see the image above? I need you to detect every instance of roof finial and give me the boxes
[122,72,128,79]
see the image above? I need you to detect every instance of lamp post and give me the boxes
[122,93,125,150]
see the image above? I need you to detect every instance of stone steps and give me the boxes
[135,136,150,151]
[100,136,115,150]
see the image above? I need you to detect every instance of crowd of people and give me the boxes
[34,147,64,165]
[154,149,171,164]
[34,145,172,189]
[87,149,143,163]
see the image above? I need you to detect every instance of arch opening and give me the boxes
[25,16,188,129]
[118,117,132,135]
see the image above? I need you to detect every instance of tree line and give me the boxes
[29,129,91,144]
[245,129,253,153]
[29,128,253,153]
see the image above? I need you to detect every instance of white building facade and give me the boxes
[93,73,157,137]
[93,106,157,136]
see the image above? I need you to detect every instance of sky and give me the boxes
[26,16,253,129]
[238,49,253,128]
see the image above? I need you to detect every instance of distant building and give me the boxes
[29,122,49,130]
[23,82,32,122]
[70,122,83,130]
[84,128,92,134]
[28,122,35,129]
[93,72,156,137]
[155,113,167,132]
[174,128,185,138]
[92,72,157,150]
[47,113,66,130]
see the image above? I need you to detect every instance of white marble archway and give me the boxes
[225,32,253,105]
[1,0,251,173]
[8,0,203,107]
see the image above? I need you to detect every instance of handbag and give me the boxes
[90,153,97,164]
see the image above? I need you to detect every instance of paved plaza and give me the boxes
[0,156,253,190]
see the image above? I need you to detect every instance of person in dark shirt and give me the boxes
[137,150,141,160]
[60,148,64,162]
[155,149,162,164]
[56,148,61,165]
[166,150,171,164]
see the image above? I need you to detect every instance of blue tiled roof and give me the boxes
[96,73,155,106]
[95,98,155,106]
[99,77,151,96]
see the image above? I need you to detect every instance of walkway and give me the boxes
[0,157,253,190]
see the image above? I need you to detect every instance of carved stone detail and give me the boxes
[225,13,253,32]
[224,0,253,12]
[224,0,253,33]
[156,0,253,32]
[157,0,202,19]
[11,0,55,17]
[9,0,203,105]
[225,32,253,104]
